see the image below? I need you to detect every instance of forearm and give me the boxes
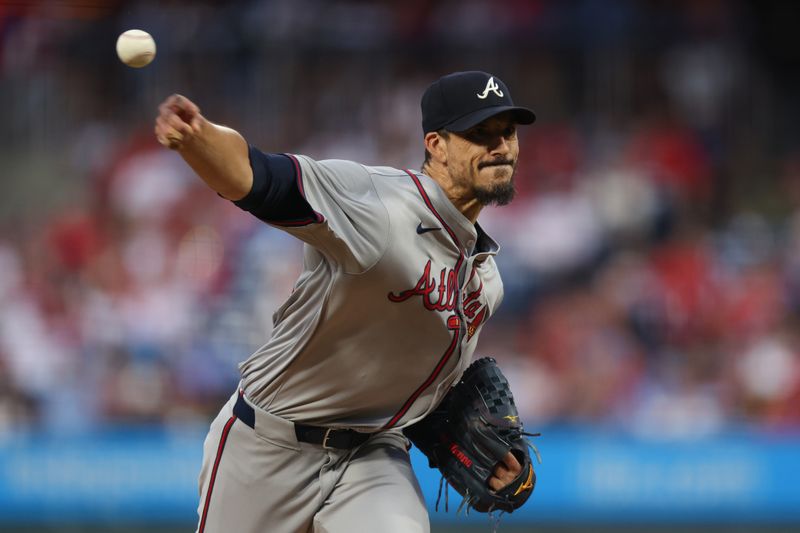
[177,118,253,201]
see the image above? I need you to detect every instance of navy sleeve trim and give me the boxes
[233,147,320,226]
[285,154,325,225]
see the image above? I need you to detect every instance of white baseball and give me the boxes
[116,29,156,68]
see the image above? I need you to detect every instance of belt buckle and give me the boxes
[321,428,335,450]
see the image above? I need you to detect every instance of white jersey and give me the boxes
[239,155,503,431]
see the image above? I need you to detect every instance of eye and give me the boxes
[463,127,487,143]
[503,126,516,138]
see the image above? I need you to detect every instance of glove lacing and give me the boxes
[523,431,543,465]
[434,475,449,512]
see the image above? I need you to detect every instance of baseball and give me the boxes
[116,29,156,68]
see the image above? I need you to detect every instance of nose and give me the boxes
[489,135,511,156]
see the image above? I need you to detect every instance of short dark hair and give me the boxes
[422,129,450,170]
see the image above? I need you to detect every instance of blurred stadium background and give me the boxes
[1,0,800,531]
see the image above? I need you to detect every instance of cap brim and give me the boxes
[444,106,536,133]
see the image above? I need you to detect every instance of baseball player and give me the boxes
[154,71,536,533]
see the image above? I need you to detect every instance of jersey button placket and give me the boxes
[454,256,471,351]
[460,256,484,348]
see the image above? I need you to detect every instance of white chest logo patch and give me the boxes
[477,77,504,99]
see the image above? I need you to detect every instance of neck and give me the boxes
[422,163,482,223]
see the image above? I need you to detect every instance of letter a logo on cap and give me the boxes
[477,76,504,99]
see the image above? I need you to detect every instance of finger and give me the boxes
[168,95,201,124]
[170,94,200,115]
[159,97,179,116]
[493,462,510,478]
[189,114,203,134]
[156,114,191,140]
[165,130,183,145]
[488,475,505,492]
[155,133,177,149]
[503,452,522,475]
[163,135,182,150]
[159,94,195,117]
[158,95,202,134]
[497,465,517,486]
[154,124,183,149]
[169,108,198,131]
[487,453,523,490]
[155,117,185,142]
[165,113,193,136]
[154,114,173,133]
[155,132,181,150]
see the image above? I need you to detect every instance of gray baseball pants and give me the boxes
[195,390,430,533]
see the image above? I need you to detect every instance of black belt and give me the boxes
[233,391,370,450]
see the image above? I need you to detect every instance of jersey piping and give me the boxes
[381,169,465,429]
[198,415,237,533]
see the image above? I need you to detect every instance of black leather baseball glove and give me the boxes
[404,357,540,514]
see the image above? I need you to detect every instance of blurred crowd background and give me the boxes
[1,0,800,441]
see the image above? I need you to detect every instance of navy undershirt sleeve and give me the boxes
[233,146,316,223]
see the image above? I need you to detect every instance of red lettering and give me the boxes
[388,260,458,312]
[466,307,487,340]
[463,280,486,340]
[388,261,434,303]
[464,301,482,317]
[436,269,446,308]
[446,270,458,309]
[388,261,487,333]
[462,280,483,309]
[449,443,473,468]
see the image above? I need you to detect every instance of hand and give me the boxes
[154,94,203,150]
[488,451,522,492]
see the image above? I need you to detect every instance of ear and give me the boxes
[424,131,448,164]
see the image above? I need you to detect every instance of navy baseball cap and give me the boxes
[421,71,536,134]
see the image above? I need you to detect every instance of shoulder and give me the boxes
[291,155,360,172]
[293,157,422,193]
[291,155,412,177]
[315,160,413,182]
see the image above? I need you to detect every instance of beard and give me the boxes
[473,164,516,206]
